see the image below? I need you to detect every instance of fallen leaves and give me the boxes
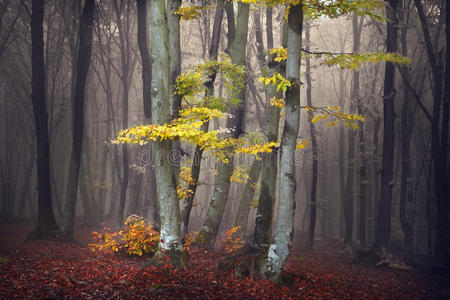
[0,222,446,299]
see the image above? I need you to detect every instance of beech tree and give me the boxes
[150,0,185,267]
[112,0,411,279]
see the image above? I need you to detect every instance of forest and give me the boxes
[0,0,449,298]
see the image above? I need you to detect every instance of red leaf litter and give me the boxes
[0,221,448,299]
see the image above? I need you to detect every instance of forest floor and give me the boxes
[0,220,449,299]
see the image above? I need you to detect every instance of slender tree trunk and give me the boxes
[167,0,183,182]
[352,15,365,248]
[253,9,284,249]
[137,0,152,119]
[61,0,95,239]
[18,156,35,217]
[260,3,303,284]
[235,158,261,236]
[151,0,185,268]
[28,0,59,239]
[399,18,414,255]
[113,0,134,228]
[375,0,399,249]
[180,0,225,239]
[304,21,318,250]
[198,2,250,248]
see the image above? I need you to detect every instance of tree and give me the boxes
[61,0,95,239]
[197,1,250,248]
[414,0,449,268]
[136,0,152,119]
[180,0,226,239]
[252,6,284,250]
[375,0,399,249]
[150,0,185,268]
[304,20,319,250]
[259,2,303,283]
[28,0,59,239]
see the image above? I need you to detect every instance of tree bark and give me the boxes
[151,0,185,268]
[352,15,365,248]
[399,14,414,256]
[235,158,261,236]
[198,2,250,248]
[180,0,225,239]
[305,21,318,250]
[253,9,284,249]
[260,3,303,284]
[60,0,94,239]
[29,0,59,238]
[137,0,152,119]
[375,0,399,249]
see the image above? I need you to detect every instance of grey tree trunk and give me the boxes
[62,0,95,239]
[168,0,182,181]
[253,8,284,249]
[305,21,318,250]
[180,0,225,239]
[375,0,399,249]
[352,14,364,248]
[235,158,261,236]
[29,0,59,239]
[260,2,303,284]
[197,2,250,248]
[151,0,185,268]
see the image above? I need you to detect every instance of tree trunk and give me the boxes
[113,0,134,228]
[180,0,225,239]
[168,0,183,181]
[29,0,60,239]
[399,17,414,256]
[235,158,261,236]
[352,15,365,248]
[137,0,152,119]
[259,3,303,284]
[304,21,318,250]
[61,0,95,239]
[375,0,399,249]
[198,2,250,248]
[253,9,284,249]
[151,0,185,268]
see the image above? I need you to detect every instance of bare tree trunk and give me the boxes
[198,2,250,248]
[304,21,318,250]
[136,0,152,119]
[28,0,59,239]
[399,15,414,255]
[352,15,365,248]
[180,0,225,239]
[61,0,95,239]
[235,158,261,236]
[375,0,399,249]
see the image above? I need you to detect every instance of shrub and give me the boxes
[89,215,159,257]
[222,226,244,254]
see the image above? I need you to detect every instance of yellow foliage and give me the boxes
[305,105,365,129]
[270,47,287,62]
[89,215,159,257]
[222,226,245,254]
[269,97,286,108]
[296,138,310,150]
[230,167,250,184]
